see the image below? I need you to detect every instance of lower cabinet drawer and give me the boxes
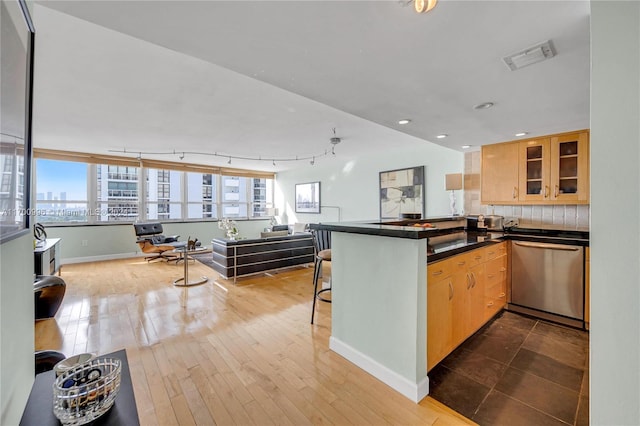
[484,280,507,322]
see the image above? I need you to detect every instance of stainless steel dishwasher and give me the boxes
[509,240,584,328]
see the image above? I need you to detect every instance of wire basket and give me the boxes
[53,357,121,426]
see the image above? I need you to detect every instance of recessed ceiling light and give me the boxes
[473,102,494,110]
[398,119,411,125]
[436,134,448,139]
[515,132,528,137]
[462,145,471,149]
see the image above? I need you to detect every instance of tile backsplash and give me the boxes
[463,151,590,229]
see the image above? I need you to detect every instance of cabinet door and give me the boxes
[481,142,520,204]
[550,131,589,203]
[518,138,551,202]
[450,271,469,345]
[468,263,486,334]
[427,276,453,371]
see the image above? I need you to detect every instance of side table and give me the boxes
[172,245,208,287]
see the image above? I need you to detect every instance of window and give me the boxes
[146,168,182,220]
[35,159,88,222]
[97,165,139,222]
[187,172,217,219]
[33,151,274,224]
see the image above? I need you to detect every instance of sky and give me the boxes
[35,159,87,201]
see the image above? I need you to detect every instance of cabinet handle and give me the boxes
[500,267,507,272]
[488,251,495,256]
[555,184,559,198]
[544,185,549,198]
[499,292,506,298]
[449,282,454,300]
[475,255,482,260]
[487,301,494,307]
[466,273,471,289]
[457,261,466,266]
[487,273,495,278]
[513,186,518,199]
[432,270,443,276]
[471,273,476,288]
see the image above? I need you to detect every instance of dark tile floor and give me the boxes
[429,311,589,426]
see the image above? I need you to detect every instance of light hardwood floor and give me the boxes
[35,258,474,425]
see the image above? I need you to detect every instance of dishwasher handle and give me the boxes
[513,241,580,251]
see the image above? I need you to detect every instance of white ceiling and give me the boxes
[31,1,591,172]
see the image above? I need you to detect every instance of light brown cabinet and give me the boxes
[481,130,589,205]
[481,142,520,204]
[427,242,508,371]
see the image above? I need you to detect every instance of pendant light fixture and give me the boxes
[414,0,437,14]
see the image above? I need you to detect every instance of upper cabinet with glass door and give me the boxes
[481,130,589,205]
[550,132,589,203]
[518,138,551,203]
[518,131,589,204]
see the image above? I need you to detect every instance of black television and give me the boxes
[0,0,34,243]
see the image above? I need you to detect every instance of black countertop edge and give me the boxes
[312,220,589,242]
[313,217,465,239]
[314,223,461,239]
[427,239,504,263]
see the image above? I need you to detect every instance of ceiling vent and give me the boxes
[503,40,556,71]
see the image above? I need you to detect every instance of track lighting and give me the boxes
[110,128,345,167]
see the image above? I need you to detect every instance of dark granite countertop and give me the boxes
[314,216,466,239]
[315,218,590,263]
[427,231,505,263]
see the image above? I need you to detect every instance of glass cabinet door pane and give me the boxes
[527,146,543,160]
[559,157,578,178]
[559,179,578,194]
[527,160,542,179]
[527,181,542,195]
[559,141,578,156]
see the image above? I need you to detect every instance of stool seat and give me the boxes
[317,249,331,261]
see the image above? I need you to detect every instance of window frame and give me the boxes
[33,151,275,225]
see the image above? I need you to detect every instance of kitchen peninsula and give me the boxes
[316,218,589,403]
[314,217,501,402]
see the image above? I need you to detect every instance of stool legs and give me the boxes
[311,257,322,324]
[310,257,331,324]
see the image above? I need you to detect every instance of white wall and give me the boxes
[330,232,428,402]
[590,2,640,424]
[0,234,35,424]
[42,219,272,263]
[275,139,464,224]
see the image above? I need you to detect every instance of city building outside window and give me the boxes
[34,157,274,224]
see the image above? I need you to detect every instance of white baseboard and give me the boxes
[62,252,143,265]
[329,336,429,403]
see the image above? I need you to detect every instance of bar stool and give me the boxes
[311,229,331,324]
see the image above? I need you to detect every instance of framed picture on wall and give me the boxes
[295,182,321,213]
[379,166,425,219]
